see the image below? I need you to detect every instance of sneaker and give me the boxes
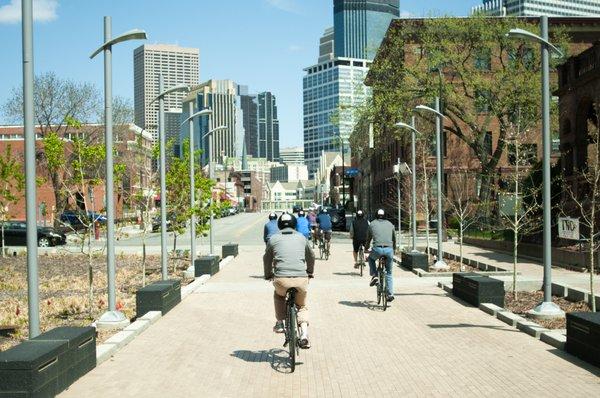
[273,321,285,333]
[299,334,311,349]
[387,295,395,302]
[354,262,360,269]
[370,276,378,287]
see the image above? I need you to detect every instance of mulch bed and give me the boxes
[504,290,591,330]
[0,253,192,352]
[427,260,478,273]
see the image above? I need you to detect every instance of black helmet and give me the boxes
[298,210,305,217]
[278,212,297,230]
[376,209,385,219]
[268,212,277,221]
[356,210,364,218]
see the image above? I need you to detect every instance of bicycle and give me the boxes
[357,245,365,276]
[283,288,300,372]
[376,256,388,311]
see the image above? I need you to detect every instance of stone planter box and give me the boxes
[195,255,221,277]
[0,340,68,397]
[452,273,505,307]
[136,280,180,316]
[222,243,239,258]
[401,251,428,271]
[566,312,600,368]
[32,327,96,391]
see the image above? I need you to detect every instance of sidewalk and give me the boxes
[441,240,600,292]
[61,241,600,397]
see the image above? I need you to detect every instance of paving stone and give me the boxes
[497,310,526,327]
[96,344,117,365]
[137,311,161,325]
[516,319,550,339]
[479,303,503,316]
[123,320,150,336]
[103,330,135,350]
[540,331,567,350]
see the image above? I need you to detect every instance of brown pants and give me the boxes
[273,277,309,325]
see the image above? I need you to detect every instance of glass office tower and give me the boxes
[472,0,600,16]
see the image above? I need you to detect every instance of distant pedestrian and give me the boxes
[264,213,279,244]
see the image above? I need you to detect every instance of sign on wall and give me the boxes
[558,217,580,241]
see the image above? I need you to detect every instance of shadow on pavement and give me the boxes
[332,272,363,277]
[338,300,382,311]
[427,323,520,332]
[249,275,267,279]
[393,292,446,297]
[231,349,299,374]
[547,348,600,377]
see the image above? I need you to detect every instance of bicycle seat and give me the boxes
[287,287,298,293]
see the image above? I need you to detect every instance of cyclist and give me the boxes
[263,212,279,245]
[296,210,311,239]
[316,208,333,246]
[349,210,369,269]
[366,209,396,302]
[264,213,315,349]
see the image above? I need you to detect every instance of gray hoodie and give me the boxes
[264,228,315,278]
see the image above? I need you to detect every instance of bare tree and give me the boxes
[565,102,600,312]
[0,145,25,257]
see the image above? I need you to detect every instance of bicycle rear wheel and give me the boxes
[288,306,297,373]
[381,270,388,311]
[359,247,364,276]
[325,241,330,260]
[376,267,382,305]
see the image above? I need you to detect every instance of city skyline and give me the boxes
[0,0,481,148]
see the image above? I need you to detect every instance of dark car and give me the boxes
[151,213,181,232]
[292,204,303,213]
[0,221,67,247]
[324,206,347,231]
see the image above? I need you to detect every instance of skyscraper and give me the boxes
[303,58,371,176]
[133,44,199,142]
[181,80,244,166]
[257,92,280,162]
[280,147,305,165]
[319,27,335,63]
[238,85,258,158]
[472,0,600,16]
[333,0,400,60]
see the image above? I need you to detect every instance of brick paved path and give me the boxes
[61,241,600,397]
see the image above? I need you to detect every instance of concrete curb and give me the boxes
[95,256,231,365]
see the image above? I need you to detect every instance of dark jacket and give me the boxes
[263,220,279,243]
[350,218,369,241]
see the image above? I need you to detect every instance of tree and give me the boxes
[367,16,567,202]
[565,102,600,312]
[0,145,25,257]
[446,169,481,270]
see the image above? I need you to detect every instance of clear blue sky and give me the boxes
[0,0,477,147]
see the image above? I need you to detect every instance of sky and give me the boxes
[0,0,478,147]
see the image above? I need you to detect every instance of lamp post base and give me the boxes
[96,310,130,331]
[184,265,195,279]
[432,260,449,271]
[528,301,565,320]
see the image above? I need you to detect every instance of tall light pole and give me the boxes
[22,0,39,338]
[90,17,146,329]
[181,107,213,269]
[416,101,448,270]
[203,125,227,255]
[507,16,564,319]
[396,119,422,254]
[149,77,189,280]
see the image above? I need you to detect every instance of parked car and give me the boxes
[323,206,347,231]
[60,210,106,230]
[0,221,67,247]
[151,213,179,232]
[292,204,303,213]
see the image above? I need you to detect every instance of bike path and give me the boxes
[61,243,600,397]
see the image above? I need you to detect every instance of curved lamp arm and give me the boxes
[202,126,228,140]
[180,109,213,127]
[90,29,147,59]
[506,28,563,57]
[395,122,421,135]
[150,84,190,105]
[415,105,447,119]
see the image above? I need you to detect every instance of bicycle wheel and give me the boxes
[325,241,330,260]
[288,306,297,373]
[319,241,324,259]
[359,247,364,276]
[381,269,388,311]
[376,266,382,305]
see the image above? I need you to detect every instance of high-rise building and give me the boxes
[133,44,199,142]
[472,0,600,16]
[164,108,182,156]
[319,27,335,63]
[238,85,258,158]
[280,147,305,165]
[257,92,280,162]
[181,80,245,166]
[333,0,400,60]
[303,57,371,176]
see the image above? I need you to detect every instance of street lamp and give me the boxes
[335,133,347,210]
[415,101,448,270]
[202,125,227,255]
[149,76,189,280]
[181,108,213,270]
[21,0,40,338]
[507,16,564,319]
[90,17,146,330]
[393,159,411,252]
[396,117,420,253]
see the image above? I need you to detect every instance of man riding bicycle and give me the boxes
[316,208,333,245]
[296,210,311,240]
[349,210,369,269]
[264,213,315,349]
[366,209,396,303]
[263,212,279,245]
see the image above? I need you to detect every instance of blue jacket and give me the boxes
[296,216,311,238]
[264,220,279,243]
[317,213,333,232]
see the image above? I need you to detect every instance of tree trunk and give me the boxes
[87,227,93,316]
[142,241,146,287]
[1,223,5,258]
[513,228,518,300]
[50,171,68,227]
[459,222,464,272]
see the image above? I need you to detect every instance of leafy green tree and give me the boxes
[0,145,25,257]
[367,16,567,202]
